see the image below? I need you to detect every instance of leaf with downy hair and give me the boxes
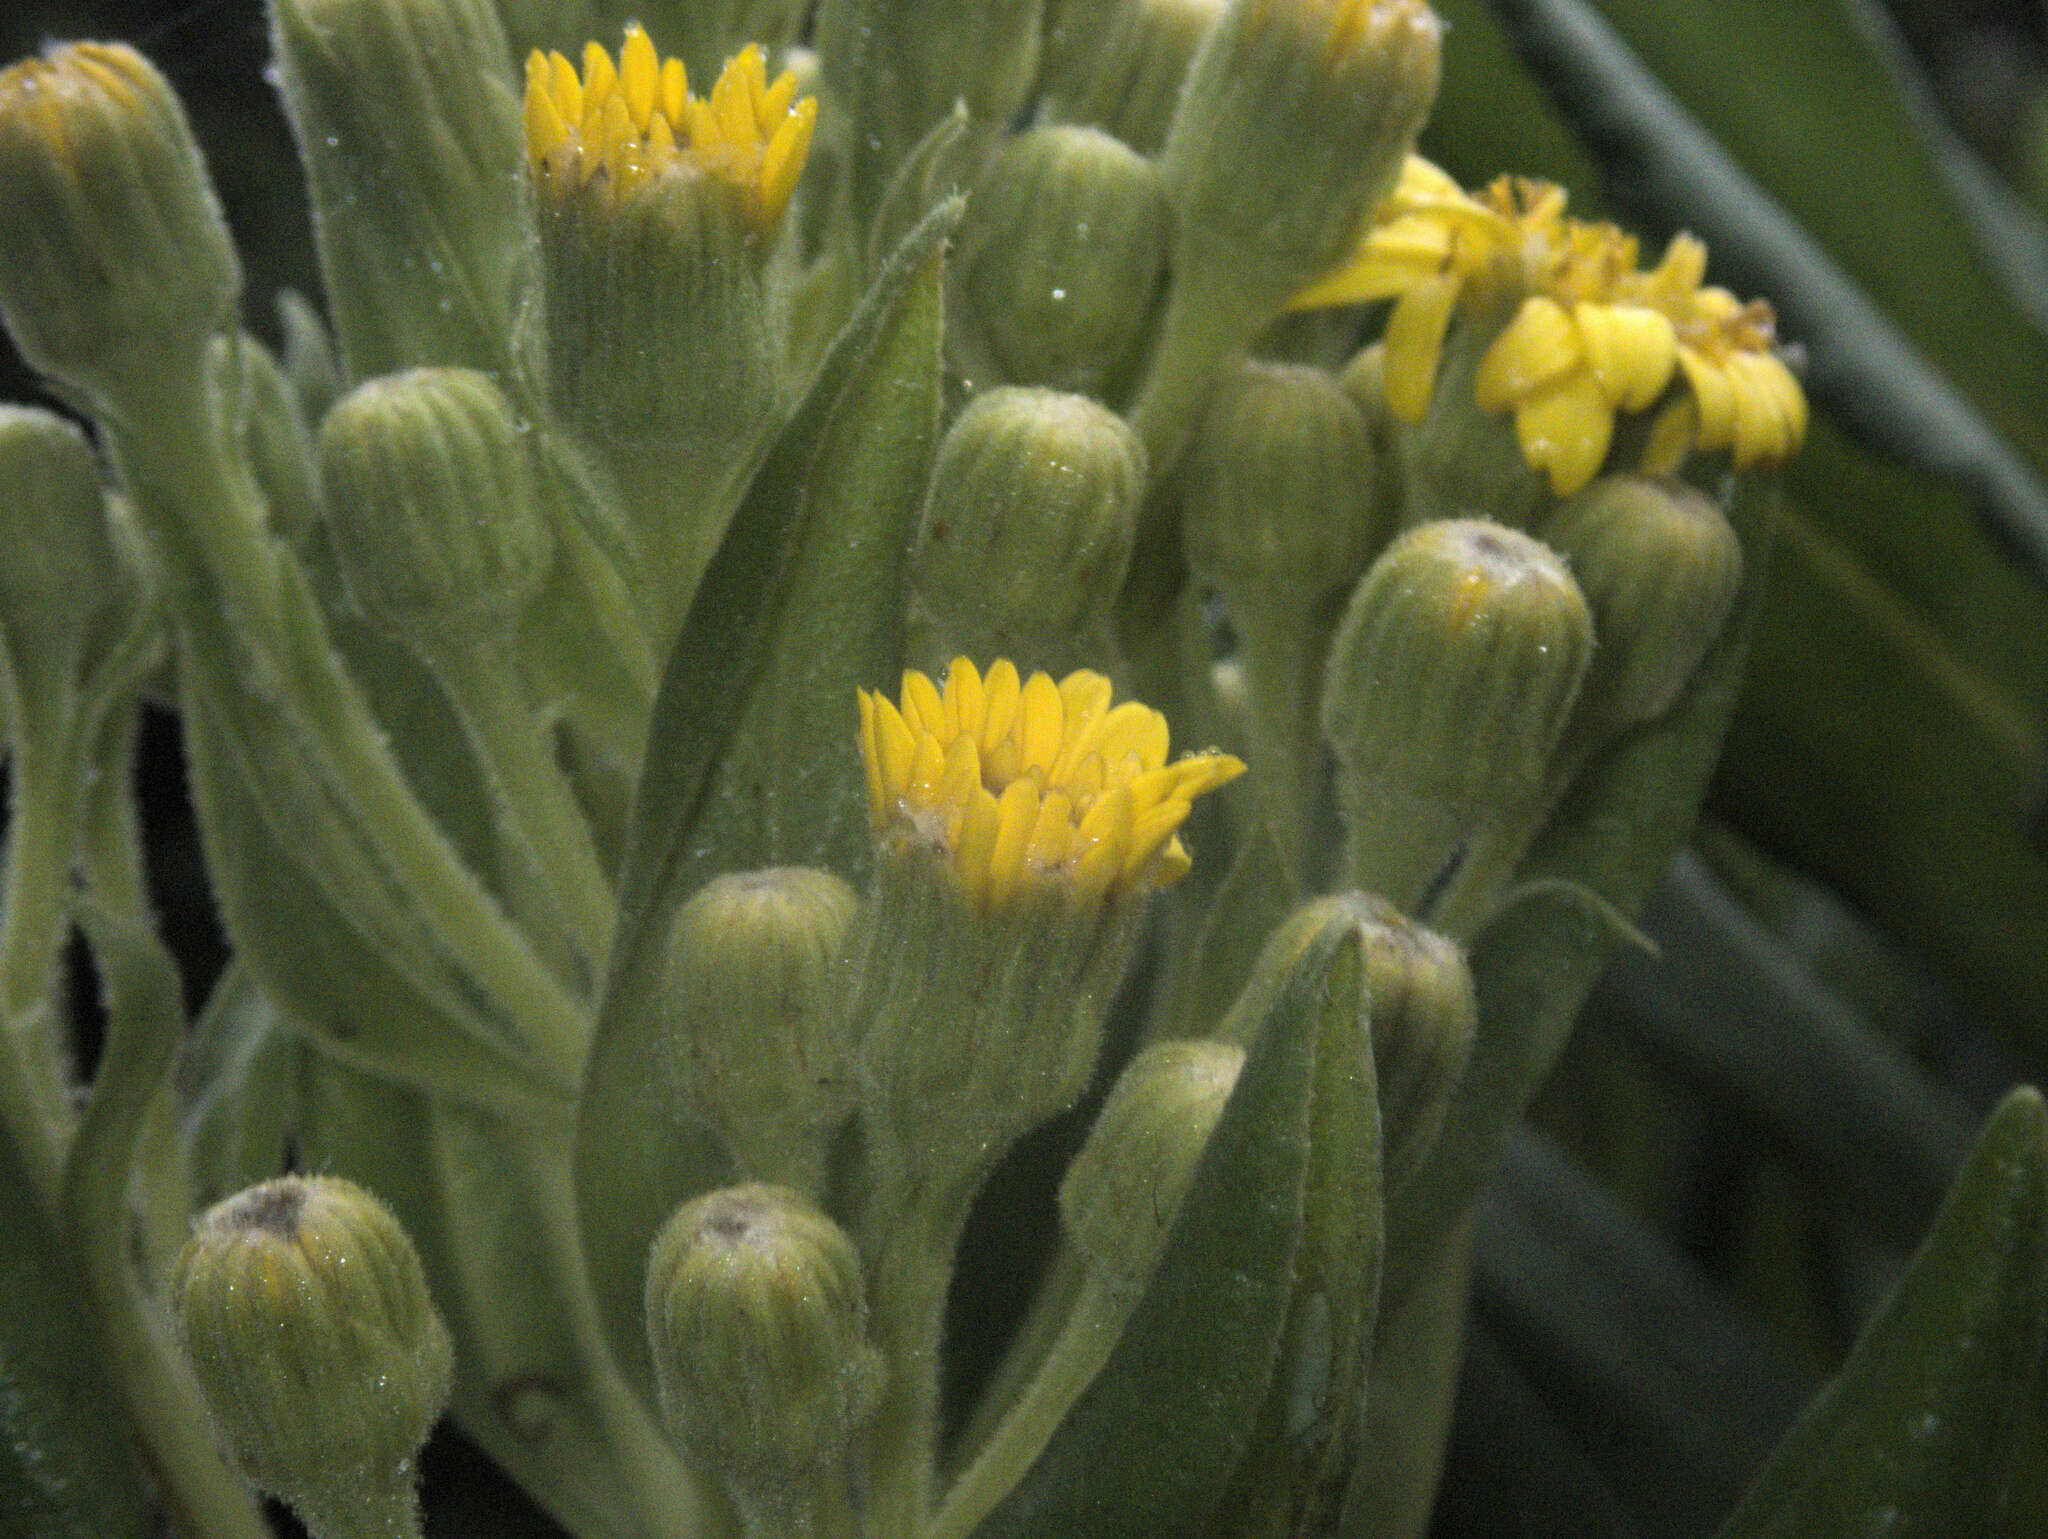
[1715,1087,2048,1539]
[964,929,1343,1539]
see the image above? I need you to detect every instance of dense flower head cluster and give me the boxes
[523,24,816,236]
[857,658,1244,911]
[1293,155,1807,493]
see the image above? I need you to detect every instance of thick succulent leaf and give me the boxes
[1474,1129,1813,1535]
[180,676,574,1123]
[1715,1087,2048,1539]
[577,202,955,1392]
[1597,853,1977,1252]
[1716,472,2048,1045]
[964,929,1341,1539]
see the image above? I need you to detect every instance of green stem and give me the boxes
[522,1134,712,1539]
[928,1274,1128,1539]
[1224,594,1338,885]
[108,365,590,1087]
[423,633,616,976]
[64,907,273,1539]
[0,669,85,1127]
[862,1165,984,1539]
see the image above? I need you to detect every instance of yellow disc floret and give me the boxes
[1291,155,1805,493]
[523,24,816,238]
[857,658,1244,911]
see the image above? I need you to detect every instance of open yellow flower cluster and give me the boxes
[523,24,816,236]
[1294,155,1807,493]
[858,658,1244,911]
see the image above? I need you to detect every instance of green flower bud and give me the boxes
[269,0,529,381]
[662,868,861,1196]
[1222,892,1473,1195]
[318,366,553,644]
[1158,0,1440,304]
[0,405,122,649]
[1540,473,1743,732]
[912,389,1144,673]
[645,1185,883,1510]
[953,127,1171,398]
[1321,518,1592,911]
[1181,360,1383,869]
[171,1176,452,1528]
[0,41,240,399]
[1181,360,1380,598]
[1060,1039,1243,1296]
[1042,0,1227,154]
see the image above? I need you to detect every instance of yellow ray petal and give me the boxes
[1514,369,1614,495]
[1474,296,1582,413]
[620,24,658,127]
[1383,272,1461,424]
[1573,302,1677,412]
[1677,346,1738,452]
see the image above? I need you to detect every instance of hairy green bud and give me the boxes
[0,405,123,649]
[662,867,861,1195]
[0,41,240,398]
[955,126,1171,398]
[1541,473,1743,733]
[645,1185,883,1512]
[319,366,553,642]
[912,389,1144,673]
[1321,518,1591,910]
[171,1176,452,1525]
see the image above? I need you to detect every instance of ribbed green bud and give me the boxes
[1181,360,1379,596]
[1157,0,1440,303]
[662,868,861,1196]
[1182,360,1382,871]
[270,0,527,381]
[912,389,1143,673]
[318,366,552,642]
[1222,892,1472,1194]
[1132,0,1439,470]
[1059,1039,1243,1296]
[1541,473,1743,733]
[645,1185,884,1515]
[0,405,122,647]
[1042,0,1227,154]
[0,41,240,399]
[1321,518,1592,911]
[954,127,1171,398]
[171,1176,452,1529]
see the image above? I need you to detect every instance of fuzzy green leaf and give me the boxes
[0,1131,154,1538]
[964,928,1344,1539]
[1715,1087,2048,1539]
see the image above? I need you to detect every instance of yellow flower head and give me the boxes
[857,658,1244,911]
[523,25,816,238]
[1291,156,1805,494]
